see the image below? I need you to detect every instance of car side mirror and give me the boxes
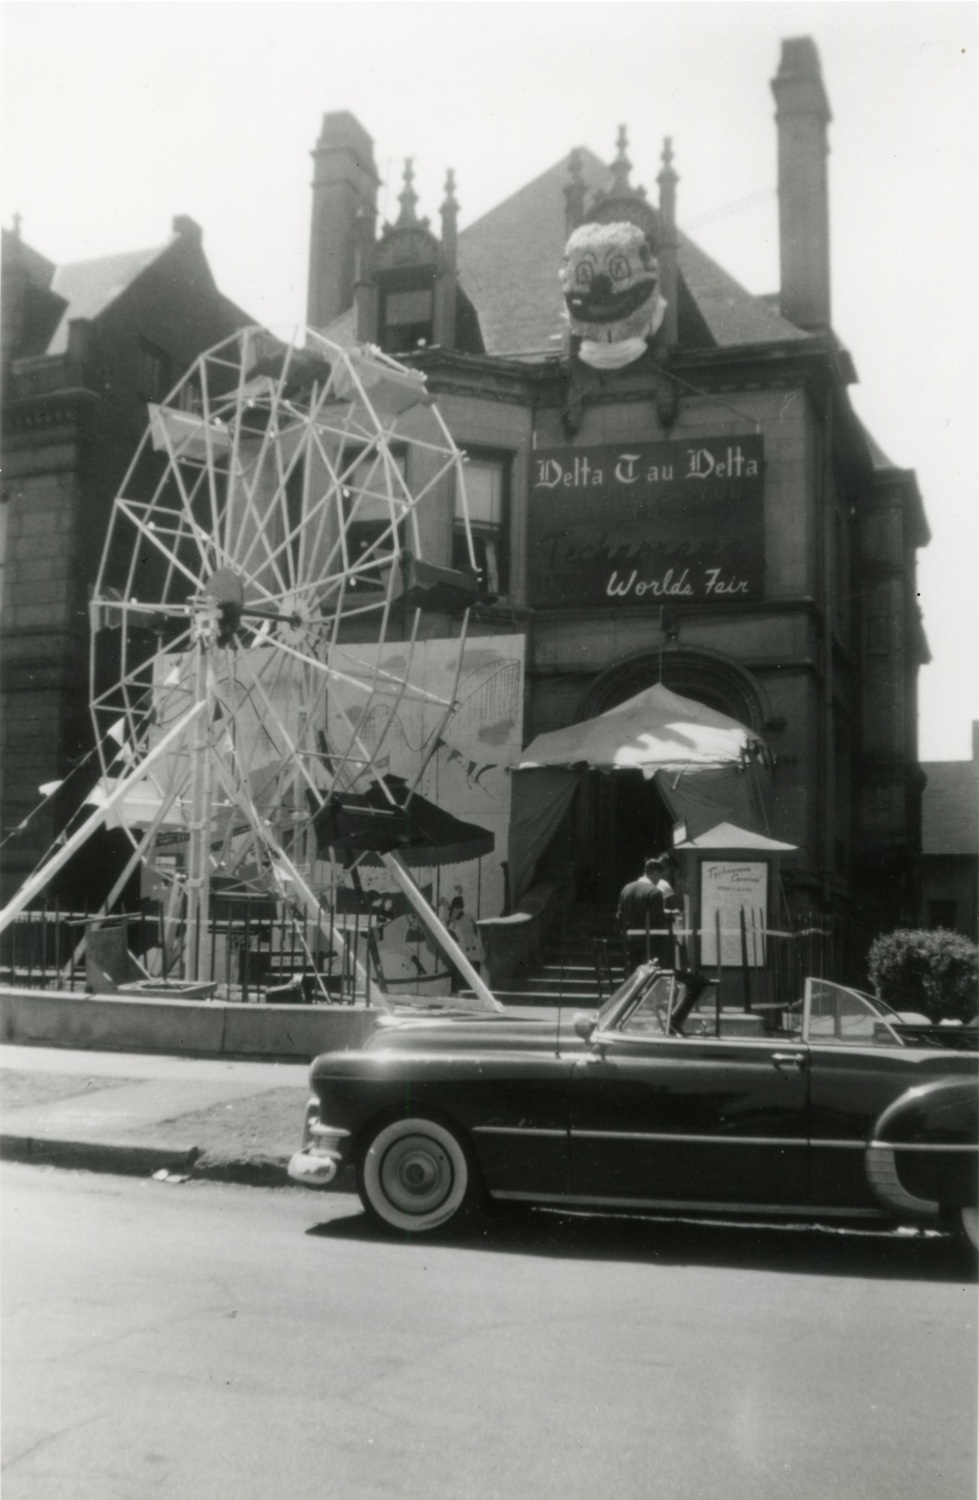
[574,1012,596,1042]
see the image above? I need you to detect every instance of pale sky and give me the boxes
[2,1,976,759]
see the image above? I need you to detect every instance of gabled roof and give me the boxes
[456,146,810,359]
[46,244,165,353]
[922,757,979,857]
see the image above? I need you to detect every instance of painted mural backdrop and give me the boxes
[321,636,525,926]
[528,435,764,608]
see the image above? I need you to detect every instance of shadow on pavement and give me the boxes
[306,1201,977,1283]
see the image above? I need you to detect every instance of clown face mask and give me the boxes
[561,221,666,368]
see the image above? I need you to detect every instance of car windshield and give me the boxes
[595,965,666,1030]
[804,978,902,1045]
[602,967,718,1037]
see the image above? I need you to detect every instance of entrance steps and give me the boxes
[477,905,626,1009]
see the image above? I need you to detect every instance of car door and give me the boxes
[804,979,973,1210]
[567,994,810,1212]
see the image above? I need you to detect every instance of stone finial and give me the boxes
[440,169,459,271]
[657,137,678,225]
[435,169,459,348]
[610,125,632,195]
[11,212,22,238]
[440,169,459,242]
[396,158,420,229]
[564,148,587,233]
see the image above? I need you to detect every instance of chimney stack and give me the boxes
[172,215,203,245]
[307,112,379,331]
[771,37,832,330]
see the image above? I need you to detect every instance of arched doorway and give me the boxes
[582,769,675,904]
[573,648,769,906]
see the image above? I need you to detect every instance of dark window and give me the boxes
[379,269,436,353]
[453,454,509,597]
[383,288,434,351]
[136,338,171,403]
[342,447,407,590]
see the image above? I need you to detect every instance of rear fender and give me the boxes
[866,1077,978,1220]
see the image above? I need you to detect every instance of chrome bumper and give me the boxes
[288,1149,340,1188]
[287,1099,350,1190]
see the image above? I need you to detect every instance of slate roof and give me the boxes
[46,244,165,353]
[922,754,979,857]
[457,149,607,357]
[674,230,808,349]
[456,146,810,359]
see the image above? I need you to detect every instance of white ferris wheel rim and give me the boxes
[86,327,480,978]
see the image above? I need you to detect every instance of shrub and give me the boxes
[867,928,978,1023]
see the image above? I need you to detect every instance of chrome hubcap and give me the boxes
[381,1135,453,1215]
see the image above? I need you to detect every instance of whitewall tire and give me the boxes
[958,1206,979,1253]
[358,1117,477,1235]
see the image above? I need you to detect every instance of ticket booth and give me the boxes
[671,821,796,1008]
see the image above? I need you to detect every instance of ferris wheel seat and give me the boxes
[392,554,482,614]
[332,351,433,416]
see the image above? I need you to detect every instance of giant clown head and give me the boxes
[560,221,667,370]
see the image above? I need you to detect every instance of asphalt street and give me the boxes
[2,1162,976,1500]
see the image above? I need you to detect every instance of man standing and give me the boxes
[616,857,677,972]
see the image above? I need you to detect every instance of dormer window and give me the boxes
[379,273,435,354]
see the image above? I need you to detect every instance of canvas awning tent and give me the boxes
[508,683,769,902]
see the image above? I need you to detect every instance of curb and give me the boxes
[1,1133,355,1192]
[1,1133,201,1178]
[0,1133,297,1188]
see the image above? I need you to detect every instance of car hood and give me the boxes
[366,1009,595,1053]
[373,988,505,1018]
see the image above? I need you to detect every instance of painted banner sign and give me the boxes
[527,435,764,608]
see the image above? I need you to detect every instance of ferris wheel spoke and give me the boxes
[139,427,222,579]
[229,647,331,804]
[194,356,232,554]
[115,499,215,595]
[223,455,294,600]
[219,345,309,590]
[347,609,425,782]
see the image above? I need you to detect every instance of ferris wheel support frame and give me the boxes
[379,851,499,1010]
[0,700,207,936]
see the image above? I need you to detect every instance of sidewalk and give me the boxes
[0,1043,317,1187]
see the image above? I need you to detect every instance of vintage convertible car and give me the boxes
[288,967,978,1246]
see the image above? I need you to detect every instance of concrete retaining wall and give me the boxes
[0,986,379,1060]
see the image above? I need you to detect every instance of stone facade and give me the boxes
[0,220,251,901]
[305,37,930,954]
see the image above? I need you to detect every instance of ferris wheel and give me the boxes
[1,328,494,1001]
